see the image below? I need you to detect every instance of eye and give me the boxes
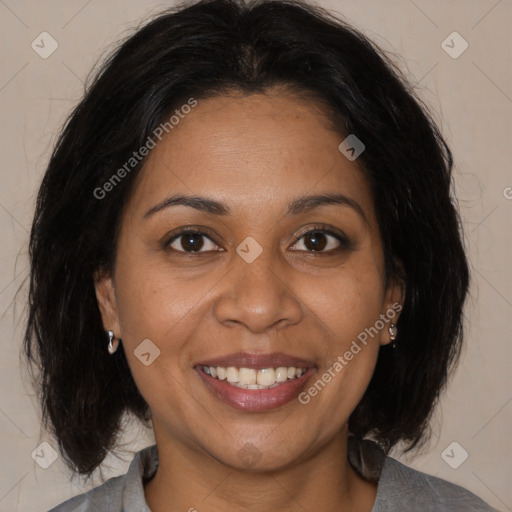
[290,225,352,253]
[165,229,221,253]
[163,224,352,255]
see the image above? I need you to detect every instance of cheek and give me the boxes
[298,273,383,428]
[111,249,215,405]
[301,256,385,414]
[113,248,209,347]
[126,356,202,446]
[303,257,385,345]
[112,257,201,417]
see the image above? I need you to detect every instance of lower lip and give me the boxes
[195,367,316,412]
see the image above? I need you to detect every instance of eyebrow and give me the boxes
[143,192,368,224]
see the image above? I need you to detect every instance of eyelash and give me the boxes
[163,224,353,255]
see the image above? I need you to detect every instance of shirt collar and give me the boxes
[122,444,159,511]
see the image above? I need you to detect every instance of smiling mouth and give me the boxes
[193,351,317,411]
[200,365,308,389]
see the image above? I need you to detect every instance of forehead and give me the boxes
[127,92,376,225]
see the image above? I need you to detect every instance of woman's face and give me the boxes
[95,90,403,471]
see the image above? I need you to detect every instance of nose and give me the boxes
[213,248,303,334]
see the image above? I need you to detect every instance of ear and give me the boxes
[380,263,406,346]
[93,268,122,338]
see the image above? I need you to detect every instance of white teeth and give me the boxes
[257,368,275,386]
[275,367,288,382]
[239,367,257,385]
[226,366,239,383]
[202,365,308,389]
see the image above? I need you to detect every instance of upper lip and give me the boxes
[195,352,316,370]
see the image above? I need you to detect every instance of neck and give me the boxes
[144,426,378,512]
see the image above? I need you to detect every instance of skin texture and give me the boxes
[95,89,404,512]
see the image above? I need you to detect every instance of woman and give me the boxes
[23,0,501,510]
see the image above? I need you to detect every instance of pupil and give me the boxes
[305,232,326,251]
[182,233,203,252]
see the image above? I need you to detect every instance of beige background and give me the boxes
[0,0,510,510]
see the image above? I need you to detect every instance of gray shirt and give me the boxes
[48,438,501,511]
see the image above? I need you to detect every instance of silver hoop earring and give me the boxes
[388,323,398,349]
[107,330,119,355]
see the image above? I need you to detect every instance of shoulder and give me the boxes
[46,444,158,512]
[46,474,125,512]
[375,456,502,512]
[348,436,501,512]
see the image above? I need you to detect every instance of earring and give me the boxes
[388,323,398,349]
[107,330,119,355]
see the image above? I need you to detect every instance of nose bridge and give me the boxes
[237,242,279,294]
[213,238,303,333]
